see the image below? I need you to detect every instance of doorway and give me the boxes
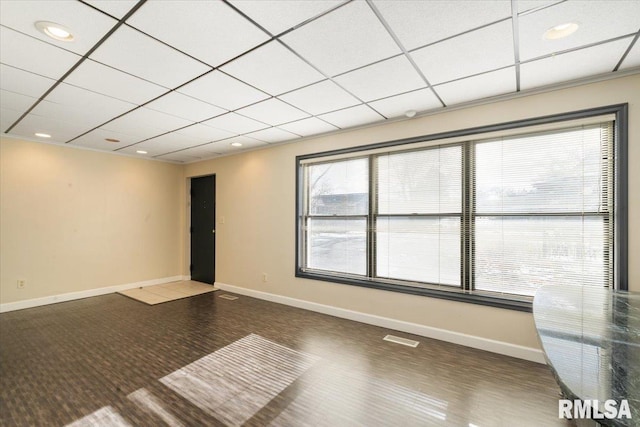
[190,175,216,284]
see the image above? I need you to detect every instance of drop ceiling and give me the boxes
[1,0,638,163]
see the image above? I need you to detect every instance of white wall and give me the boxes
[184,74,640,351]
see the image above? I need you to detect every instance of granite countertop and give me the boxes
[533,285,639,427]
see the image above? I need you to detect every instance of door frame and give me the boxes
[186,174,216,283]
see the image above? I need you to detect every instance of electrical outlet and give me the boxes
[262,273,268,283]
[17,280,25,289]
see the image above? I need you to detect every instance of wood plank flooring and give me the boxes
[0,290,573,426]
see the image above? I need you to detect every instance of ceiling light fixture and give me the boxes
[405,110,417,118]
[136,150,148,154]
[543,22,579,40]
[34,132,51,138]
[34,21,74,42]
[230,142,243,147]
[105,138,120,143]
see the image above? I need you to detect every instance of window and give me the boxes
[296,105,628,311]
[306,158,368,275]
[376,147,462,286]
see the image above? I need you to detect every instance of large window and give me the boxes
[296,105,628,311]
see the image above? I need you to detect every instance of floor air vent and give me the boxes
[383,335,419,348]
[218,294,238,300]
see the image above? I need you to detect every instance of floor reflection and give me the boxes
[160,334,319,426]
[270,364,448,426]
[127,388,184,427]
[65,406,130,427]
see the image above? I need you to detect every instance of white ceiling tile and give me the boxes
[278,117,338,137]
[411,20,515,85]
[99,121,162,141]
[221,41,324,96]
[236,98,309,126]
[1,89,37,114]
[69,127,143,151]
[367,88,442,118]
[281,1,401,76]
[518,0,640,61]
[11,113,93,143]
[173,143,222,158]
[434,67,516,105]
[28,102,109,130]
[64,59,167,105]
[619,40,640,70]
[31,83,136,128]
[208,136,268,154]
[517,1,562,14]
[177,136,267,158]
[373,0,511,51]
[245,127,299,143]
[278,80,360,115]
[101,107,193,139]
[90,25,210,88]
[156,152,204,163]
[520,38,632,90]
[0,64,55,98]
[83,0,137,19]
[0,0,117,55]
[175,123,235,143]
[119,107,194,132]
[201,112,269,134]
[0,26,80,80]
[119,131,204,156]
[228,0,346,35]
[177,71,269,111]
[145,92,226,122]
[127,0,269,67]
[318,104,384,129]
[334,55,426,102]
[1,108,22,131]
[36,81,133,114]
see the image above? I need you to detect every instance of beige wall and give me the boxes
[0,138,185,304]
[185,74,640,350]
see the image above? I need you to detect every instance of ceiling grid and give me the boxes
[0,0,638,163]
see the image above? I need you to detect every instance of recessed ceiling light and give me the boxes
[34,132,51,138]
[230,142,243,147]
[543,22,579,40]
[105,138,120,143]
[34,21,74,42]
[136,150,148,154]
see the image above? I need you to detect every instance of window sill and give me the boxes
[295,269,533,312]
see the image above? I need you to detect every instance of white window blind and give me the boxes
[376,147,462,286]
[472,124,614,296]
[305,158,368,276]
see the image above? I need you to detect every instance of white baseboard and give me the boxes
[0,276,186,313]
[215,282,546,364]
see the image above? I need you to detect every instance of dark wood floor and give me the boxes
[0,291,572,426]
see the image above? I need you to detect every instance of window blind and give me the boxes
[375,146,462,286]
[305,158,368,276]
[471,124,614,296]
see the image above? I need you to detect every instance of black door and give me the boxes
[191,175,215,284]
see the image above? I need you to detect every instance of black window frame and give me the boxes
[295,104,629,312]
